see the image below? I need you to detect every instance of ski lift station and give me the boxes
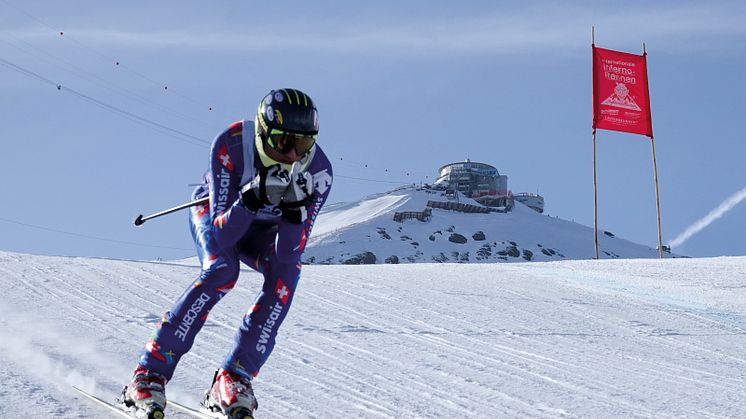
[434,159,545,213]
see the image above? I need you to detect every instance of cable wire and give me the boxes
[0,35,217,130]
[0,55,209,147]
[0,0,225,119]
[0,217,192,251]
[334,174,415,184]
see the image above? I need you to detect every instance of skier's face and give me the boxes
[263,129,316,163]
[263,141,303,163]
[267,130,316,155]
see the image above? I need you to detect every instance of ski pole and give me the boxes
[134,197,209,226]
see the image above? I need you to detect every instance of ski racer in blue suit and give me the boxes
[122,88,333,419]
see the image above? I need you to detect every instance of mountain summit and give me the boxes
[304,185,662,264]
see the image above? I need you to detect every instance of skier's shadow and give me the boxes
[141,313,161,325]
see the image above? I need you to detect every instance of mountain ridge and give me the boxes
[304,185,664,264]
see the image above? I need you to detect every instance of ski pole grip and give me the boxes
[134,214,146,226]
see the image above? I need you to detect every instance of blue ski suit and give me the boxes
[138,120,333,380]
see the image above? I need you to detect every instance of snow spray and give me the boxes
[669,186,746,248]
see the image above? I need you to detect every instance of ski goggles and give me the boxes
[266,129,316,156]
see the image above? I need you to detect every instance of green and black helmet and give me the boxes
[256,88,319,156]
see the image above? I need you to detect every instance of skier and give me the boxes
[121,88,333,419]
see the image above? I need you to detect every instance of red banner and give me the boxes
[592,46,653,138]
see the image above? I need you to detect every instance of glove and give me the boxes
[278,167,315,224]
[240,164,292,211]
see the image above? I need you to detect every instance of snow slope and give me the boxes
[2,251,746,418]
[304,185,664,264]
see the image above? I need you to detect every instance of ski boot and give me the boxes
[202,368,258,419]
[119,365,167,419]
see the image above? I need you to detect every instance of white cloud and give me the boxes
[3,3,745,54]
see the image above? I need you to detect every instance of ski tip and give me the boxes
[71,385,88,394]
[134,214,145,226]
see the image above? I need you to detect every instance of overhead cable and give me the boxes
[0,55,208,147]
[0,216,192,251]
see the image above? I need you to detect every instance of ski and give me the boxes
[181,402,254,419]
[182,396,255,419]
[168,400,214,418]
[72,385,168,419]
[72,384,252,419]
[71,385,135,418]
[194,409,254,419]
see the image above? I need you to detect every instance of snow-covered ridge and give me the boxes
[305,185,663,264]
[1,251,745,417]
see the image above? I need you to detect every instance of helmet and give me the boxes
[256,88,319,136]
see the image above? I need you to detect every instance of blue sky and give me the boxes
[1,0,744,260]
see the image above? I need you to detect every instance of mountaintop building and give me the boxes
[434,159,544,213]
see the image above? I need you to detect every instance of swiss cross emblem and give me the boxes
[275,278,291,305]
[217,145,234,172]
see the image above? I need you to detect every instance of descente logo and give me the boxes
[175,292,211,342]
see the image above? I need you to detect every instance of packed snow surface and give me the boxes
[1,251,746,417]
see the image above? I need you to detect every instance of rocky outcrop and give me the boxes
[472,231,486,241]
[343,252,377,265]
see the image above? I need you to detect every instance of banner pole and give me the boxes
[650,137,663,258]
[591,33,599,260]
[642,41,660,258]
[593,129,599,259]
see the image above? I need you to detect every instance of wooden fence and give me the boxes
[426,200,492,214]
[393,208,432,223]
